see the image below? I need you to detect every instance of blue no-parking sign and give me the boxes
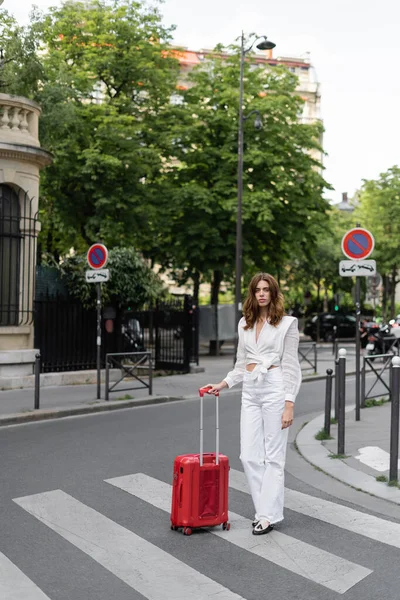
[87,243,108,270]
[341,228,374,260]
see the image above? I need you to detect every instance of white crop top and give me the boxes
[223,315,302,403]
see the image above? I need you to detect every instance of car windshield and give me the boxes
[345,316,356,323]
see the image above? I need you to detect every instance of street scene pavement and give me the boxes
[1,344,400,599]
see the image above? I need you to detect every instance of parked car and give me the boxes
[303,313,357,342]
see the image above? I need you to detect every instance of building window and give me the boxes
[0,185,37,326]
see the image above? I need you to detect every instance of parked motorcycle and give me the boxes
[366,323,396,359]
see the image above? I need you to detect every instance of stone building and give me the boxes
[0,93,52,380]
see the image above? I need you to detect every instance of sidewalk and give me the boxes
[296,402,400,506]
[0,345,360,420]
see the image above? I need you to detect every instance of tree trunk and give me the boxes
[382,274,388,321]
[390,265,397,319]
[316,275,321,342]
[209,270,223,356]
[192,271,200,306]
[323,286,329,313]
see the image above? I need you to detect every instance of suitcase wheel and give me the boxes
[222,521,231,531]
[170,525,179,531]
[183,527,192,536]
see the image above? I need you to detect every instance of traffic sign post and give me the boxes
[340,227,375,423]
[86,243,109,399]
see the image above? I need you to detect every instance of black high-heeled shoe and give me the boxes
[252,520,274,535]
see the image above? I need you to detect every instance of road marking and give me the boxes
[0,551,51,599]
[229,468,400,549]
[106,473,372,594]
[355,446,400,472]
[14,490,244,600]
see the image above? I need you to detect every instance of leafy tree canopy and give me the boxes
[3,0,181,253]
[144,40,331,298]
[48,246,165,308]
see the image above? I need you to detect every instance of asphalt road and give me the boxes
[1,376,399,600]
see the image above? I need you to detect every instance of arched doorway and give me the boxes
[0,185,20,325]
[0,185,37,326]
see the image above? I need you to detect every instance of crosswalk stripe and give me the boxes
[0,551,51,599]
[106,473,372,594]
[354,446,400,472]
[13,490,244,600]
[229,468,400,549]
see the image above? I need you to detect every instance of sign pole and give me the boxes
[355,276,361,421]
[96,282,102,400]
[86,242,109,401]
[340,227,375,423]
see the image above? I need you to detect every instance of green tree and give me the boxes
[50,247,165,309]
[356,166,400,318]
[286,206,355,315]
[145,41,330,303]
[0,9,43,96]
[23,0,181,254]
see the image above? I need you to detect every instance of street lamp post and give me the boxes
[234,32,276,356]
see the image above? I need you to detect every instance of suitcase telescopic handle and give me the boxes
[198,386,220,467]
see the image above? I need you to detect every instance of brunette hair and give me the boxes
[243,273,285,329]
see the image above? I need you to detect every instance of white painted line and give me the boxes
[229,468,400,549]
[355,446,400,472]
[106,473,372,594]
[13,490,244,600]
[0,551,51,600]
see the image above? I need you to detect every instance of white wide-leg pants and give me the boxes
[240,367,288,524]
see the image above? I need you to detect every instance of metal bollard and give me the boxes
[105,355,110,401]
[361,356,366,409]
[389,356,400,483]
[149,352,153,395]
[337,348,347,455]
[324,369,333,436]
[332,326,337,355]
[34,353,41,410]
[314,342,318,375]
[334,358,339,420]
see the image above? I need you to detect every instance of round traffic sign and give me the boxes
[341,228,374,260]
[87,243,108,270]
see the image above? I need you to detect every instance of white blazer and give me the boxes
[223,315,302,402]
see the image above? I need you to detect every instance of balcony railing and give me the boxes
[0,93,41,147]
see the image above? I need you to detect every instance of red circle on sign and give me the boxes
[341,228,374,260]
[87,243,108,269]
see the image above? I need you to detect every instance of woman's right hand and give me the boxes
[205,381,228,395]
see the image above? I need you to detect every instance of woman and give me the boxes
[207,273,301,535]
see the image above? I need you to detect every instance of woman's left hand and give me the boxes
[281,402,294,429]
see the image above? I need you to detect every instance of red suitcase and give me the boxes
[170,386,230,536]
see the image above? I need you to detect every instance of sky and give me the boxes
[8,0,400,204]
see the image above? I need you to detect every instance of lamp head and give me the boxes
[256,37,276,51]
[254,114,263,130]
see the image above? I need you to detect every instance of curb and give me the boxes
[0,390,241,427]
[295,409,400,506]
[0,370,362,427]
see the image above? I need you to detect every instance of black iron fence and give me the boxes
[298,341,317,373]
[361,353,392,407]
[105,351,153,400]
[0,185,38,326]
[34,294,198,374]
